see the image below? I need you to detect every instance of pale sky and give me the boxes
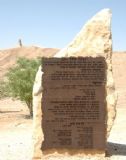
[0,0,125,51]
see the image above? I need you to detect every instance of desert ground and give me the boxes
[0,98,32,160]
[0,50,126,160]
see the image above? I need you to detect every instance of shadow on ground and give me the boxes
[107,142,126,156]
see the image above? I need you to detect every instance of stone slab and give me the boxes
[41,57,107,151]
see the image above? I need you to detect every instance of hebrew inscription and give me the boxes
[41,57,106,150]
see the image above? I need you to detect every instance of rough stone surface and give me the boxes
[32,8,117,160]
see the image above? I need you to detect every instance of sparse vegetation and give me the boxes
[0,80,10,99]
[3,57,41,117]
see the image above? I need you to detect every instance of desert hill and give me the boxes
[112,52,126,109]
[0,46,59,80]
[0,47,126,81]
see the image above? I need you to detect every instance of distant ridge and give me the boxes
[0,46,126,81]
[0,46,59,80]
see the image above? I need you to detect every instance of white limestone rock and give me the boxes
[32,8,117,160]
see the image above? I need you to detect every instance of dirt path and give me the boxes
[0,98,32,160]
[107,108,126,160]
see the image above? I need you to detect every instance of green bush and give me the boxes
[5,57,41,117]
[0,80,10,99]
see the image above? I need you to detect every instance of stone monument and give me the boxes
[32,9,117,160]
[42,57,106,151]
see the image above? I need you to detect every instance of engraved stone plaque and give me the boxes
[41,57,106,150]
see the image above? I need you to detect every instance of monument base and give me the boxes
[40,150,105,160]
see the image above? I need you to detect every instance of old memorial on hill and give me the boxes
[41,57,106,150]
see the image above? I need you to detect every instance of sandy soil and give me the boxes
[0,98,32,160]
